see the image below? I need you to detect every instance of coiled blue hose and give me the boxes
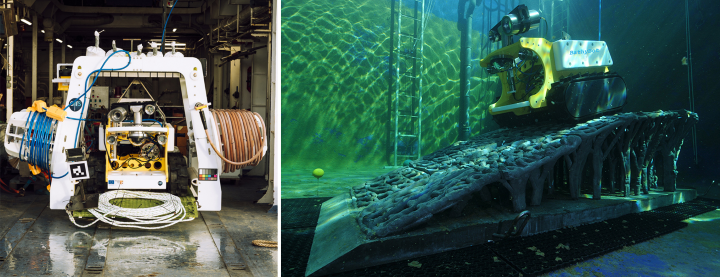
[71,50,132,147]
[18,111,58,177]
[87,140,94,153]
[17,50,132,179]
[143,119,164,127]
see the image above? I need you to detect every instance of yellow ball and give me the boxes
[312,168,324,179]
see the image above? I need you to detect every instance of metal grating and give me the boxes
[281,197,716,277]
[281,197,332,229]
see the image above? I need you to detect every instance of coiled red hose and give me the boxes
[0,178,18,194]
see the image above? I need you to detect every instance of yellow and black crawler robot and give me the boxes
[481,5,627,127]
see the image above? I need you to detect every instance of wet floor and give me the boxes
[0,179,277,277]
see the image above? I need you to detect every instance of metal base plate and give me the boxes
[67,193,100,211]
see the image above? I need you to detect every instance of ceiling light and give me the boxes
[20,18,31,25]
[172,28,177,32]
[41,30,45,33]
[67,45,72,48]
[56,38,63,43]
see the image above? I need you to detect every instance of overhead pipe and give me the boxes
[148,14,187,26]
[201,6,270,51]
[210,6,269,35]
[208,29,253,52]
[218,45,267,67]
[58,15,114,34]
[42,15,113,40]
[457,0,476,141]
[42,18,55,42]
[192,13,205,25]
[49,0,201,14]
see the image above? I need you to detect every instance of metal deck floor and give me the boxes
[0,180,277,277]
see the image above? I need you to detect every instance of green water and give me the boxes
[281,0,500,177]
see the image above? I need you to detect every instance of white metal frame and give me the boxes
[46,54,223,211]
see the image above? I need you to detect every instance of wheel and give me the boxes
[86,151,107,194]
[167,152,189,197]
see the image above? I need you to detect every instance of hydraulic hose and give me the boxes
[0,178,19,194]
[205,109,267,173]
[161,0,180,53]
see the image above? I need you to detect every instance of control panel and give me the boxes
[89,86,109,109]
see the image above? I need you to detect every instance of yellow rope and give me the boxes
[252,240,277,248]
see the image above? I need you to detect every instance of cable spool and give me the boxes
[17,111,60,176]
[208,109,267,173]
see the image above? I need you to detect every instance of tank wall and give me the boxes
[569,0,720,182]
[281,0,720,177]
[281,0,515,170]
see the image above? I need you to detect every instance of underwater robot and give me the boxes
[482,4,627,127]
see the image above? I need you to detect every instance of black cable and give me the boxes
[512,56,540,101]
[110,151,158,170]
[147,134,165,154]
[125,158,146,169]
[105,145,118,170]
[700,181,717,196]
[518,57,541,76]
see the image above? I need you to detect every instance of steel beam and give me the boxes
[32,15,37,102]
[61,38,65,63]
[213,53,223,109]
[259,9,276,203]
[229,46,241,110]
[48,41,53,105]
[6,34,12,121]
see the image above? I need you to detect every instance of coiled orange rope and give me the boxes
[207,109,267,173]
[252,240,278,248]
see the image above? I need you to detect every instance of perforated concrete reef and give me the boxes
[351,111,698,238]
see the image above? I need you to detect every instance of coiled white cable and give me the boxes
[67,190,196,229]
